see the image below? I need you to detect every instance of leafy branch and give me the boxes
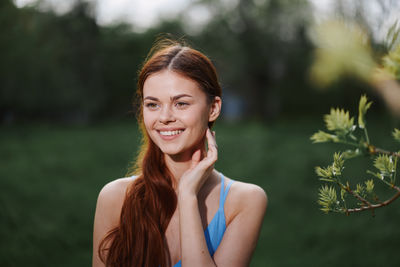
[311,95,400,215]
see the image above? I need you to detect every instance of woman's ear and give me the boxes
[208,96,222,123]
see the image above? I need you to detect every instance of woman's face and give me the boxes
[142,70,219,158]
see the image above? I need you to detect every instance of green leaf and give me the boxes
[333,152,345,176]
[324,108,355,136]
[310,130,340,143]
[342,148,362,159]
[367,170,385,180]
[374,154,395,177]
[365,179,374,194]
[355,183,366,198]
[393,128,400,143]
[315,153,345,180]
[315,166,334,179]
[358,95,372,129]
[340,187,347,201]
[318,185,338,213]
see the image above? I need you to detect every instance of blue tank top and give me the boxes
[173,173,234,267]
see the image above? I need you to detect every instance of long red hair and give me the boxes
[98,39,222,267]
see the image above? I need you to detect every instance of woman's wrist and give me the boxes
[178,187,197,200]
[178,182,199,200]
[177,178,200,197]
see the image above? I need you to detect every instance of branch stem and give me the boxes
[340,184,375,216]
[363,128,370,144]
[339,140,359,147]
[369,145,400,158]
[345,185,400,214]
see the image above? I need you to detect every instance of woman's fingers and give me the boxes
[205,128,218,164]
[190,129,217,172]
[180,129,218,194]
[190,149,202,169]
[207,128,217,148]
[190,129,218,168]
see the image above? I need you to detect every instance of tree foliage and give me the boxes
[0,0,388,123]
[311,95,400,215]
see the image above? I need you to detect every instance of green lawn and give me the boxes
[1,118,400,266]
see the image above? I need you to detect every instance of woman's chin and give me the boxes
[160,145,197,160]
[159,145,184,156]
[156,135,205,159]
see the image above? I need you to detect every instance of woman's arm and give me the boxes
[179,180,267,267]
[178,129,267,267]
[178,129,267,266]
[178,188,217,266]
[213,183,267,266]
[178,129,219,266]
[92,178,131,267]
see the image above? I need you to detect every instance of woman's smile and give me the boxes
[157,128,185,140]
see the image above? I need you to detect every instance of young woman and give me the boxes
[92,40,267,267]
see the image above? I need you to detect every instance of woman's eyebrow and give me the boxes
[171,94,193,101]
[143,94,193,101]
[143,96,158,101]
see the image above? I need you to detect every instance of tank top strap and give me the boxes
[219,173,234,209]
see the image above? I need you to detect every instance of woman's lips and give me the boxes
[157,129,185,140]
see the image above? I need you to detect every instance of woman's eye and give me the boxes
[176,102,189,108]
[145,102,159,109]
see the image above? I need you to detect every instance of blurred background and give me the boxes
[1,0,400,266]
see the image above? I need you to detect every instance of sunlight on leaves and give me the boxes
[309,20,376,87]
[365,179,374,194]
[333,152,345,174]
[374,154,395,177]
[355,183,366,198]
[318,185,339,213]
[342,148,362,159]
[324,108,355,136]
[310,130,339,143]
[315,166,334,182]
[381,44,400,81]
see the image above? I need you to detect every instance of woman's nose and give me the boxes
[159,105,176,124]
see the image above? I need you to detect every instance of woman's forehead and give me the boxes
[143,70,205,98]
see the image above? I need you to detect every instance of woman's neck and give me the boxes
[164,143,206,184]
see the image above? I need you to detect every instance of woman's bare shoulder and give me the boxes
[224,176,268,223]
[93,176,137,265]
[95,176,137,221]
[226,176,267,204]
[98,177,136,200]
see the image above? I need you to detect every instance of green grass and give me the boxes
[1,118,400,266]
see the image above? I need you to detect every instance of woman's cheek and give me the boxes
[143,111,156,128]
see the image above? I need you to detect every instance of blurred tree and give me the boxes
[332,0,400,46]
[3,0,388,123]
[0,0,189,123]
[0,0,20,122]
[309,18,400,118]
[188,0,313,120]
[309,0,400,118]
[0,0,104,123]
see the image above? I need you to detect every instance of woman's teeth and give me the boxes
[159,130,183,136]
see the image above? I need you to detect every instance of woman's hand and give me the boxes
[178,128,218,196]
